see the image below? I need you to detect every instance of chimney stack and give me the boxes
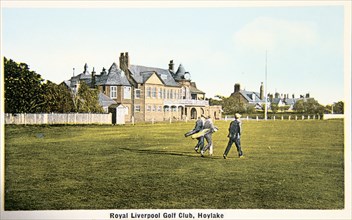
[119,53,124,69]
[83,63,89,74]
[119,52,130,71]
[234,83,241,93]
[125,52,130,67]
[91,67,96,88]
[101,67,107,75]
[260,82,264,100]
[169,60,174,72]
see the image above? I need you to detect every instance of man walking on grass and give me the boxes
[201,115,217,157]
[223,113,244,159]
[185,114,206,153]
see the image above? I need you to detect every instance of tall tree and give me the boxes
[42,81,74,113]
[4,57,45,113]
[333,101,344,114]
[222,96,246,115]
[293,99,324,114]
[73,81,104,113]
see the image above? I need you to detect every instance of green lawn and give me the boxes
[4,120,344,210]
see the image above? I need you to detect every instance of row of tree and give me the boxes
[208,95,344,116]
[4,57,103,113]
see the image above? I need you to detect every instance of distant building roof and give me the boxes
[62,80,71,88]
[79,63,91,79]
[271,98,282,104]
[239,90,265,103]
[284,98,296,105]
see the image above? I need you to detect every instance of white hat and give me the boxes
[235,113,242,119]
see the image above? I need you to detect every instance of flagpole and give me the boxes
[264,50,268,120]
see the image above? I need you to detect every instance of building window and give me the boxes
[135,89,141,99]
[186,87,190,99]
[182,87,186,99]
[147,105,151,112]
[158,88,162,99]
[110,86,117,98]
[152,87,157,98]
[191,94,197,100]
[163,89,166,99]
[124,86,131,99]
[135,105,141,112]
[152,105,156,112]
[147,87,151,98]
[157,106,162,112]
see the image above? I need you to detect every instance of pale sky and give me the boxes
[1,1,350,105]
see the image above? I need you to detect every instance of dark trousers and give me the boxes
[202,133,212,152]
[224,137,243,157]
[195,137,204,151]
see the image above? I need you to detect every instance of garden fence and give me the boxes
[4,113,112,125]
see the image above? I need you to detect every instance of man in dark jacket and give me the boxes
[223,113,244,159]
[185,114,205,152]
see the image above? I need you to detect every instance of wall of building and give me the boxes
[208,105,223,120]
[134,84,146,123]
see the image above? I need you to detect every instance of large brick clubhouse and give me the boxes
[64,52,222,123]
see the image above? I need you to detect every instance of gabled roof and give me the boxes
[128,65,180,87]
[189,82,205,94]
[62,80,71,88]
[141,71,156,83]
[98,92,117,108]
[96,63,131,86]
[239,90,265,103]
[190,85,205,94]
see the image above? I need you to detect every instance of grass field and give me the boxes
[4,120,344,210]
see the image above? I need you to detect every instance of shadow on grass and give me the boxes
[119,147,221,159]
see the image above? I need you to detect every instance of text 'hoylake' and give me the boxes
[110,212,225,219]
